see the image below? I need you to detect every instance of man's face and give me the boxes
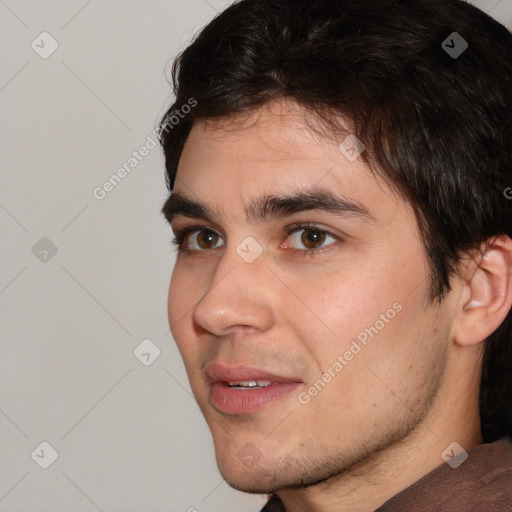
[166,100,453,493]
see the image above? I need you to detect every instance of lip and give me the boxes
[204,363,300,384]
[204,363,303,414]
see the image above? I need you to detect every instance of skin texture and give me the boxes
[165,99,508,511]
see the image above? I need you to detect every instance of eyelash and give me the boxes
[171,222,341,257]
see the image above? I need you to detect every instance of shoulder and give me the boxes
[378,438,512,511]
[260,440,512,512]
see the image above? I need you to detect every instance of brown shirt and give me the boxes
[260,438,512,511]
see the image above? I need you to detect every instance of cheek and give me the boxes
[287,268,395,342]
[286,253,430,374]
[294,291,443,441]
[167,265,200,356]
[318,284,441,404]
[167,270,184,325]
[167,261,204,323]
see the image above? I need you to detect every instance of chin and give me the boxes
[214,445,290,494]
[214,445,342,495]
[220,468,279,495]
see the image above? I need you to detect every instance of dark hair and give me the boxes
[158,0,512,442]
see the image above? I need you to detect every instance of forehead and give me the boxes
[182,101,357,172]
[174,100,401,224]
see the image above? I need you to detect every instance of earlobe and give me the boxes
[453,235,512,347]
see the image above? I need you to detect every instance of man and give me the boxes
[158,0,512,509]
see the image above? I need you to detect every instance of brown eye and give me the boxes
[186,229,224,251]
[301,229,327,249]
[197,230,220,249]
[283,226,338,252]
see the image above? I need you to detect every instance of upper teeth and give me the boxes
[228,380,272,387]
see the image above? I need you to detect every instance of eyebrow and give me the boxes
[161,188,374,225]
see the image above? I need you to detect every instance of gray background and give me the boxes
[1,1,511,511]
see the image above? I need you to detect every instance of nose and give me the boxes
[192,245,275,337]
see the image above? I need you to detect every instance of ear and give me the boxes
[452,235,512,347]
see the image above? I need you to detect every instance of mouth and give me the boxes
[225,379,273,389]
[204,363,303,414]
